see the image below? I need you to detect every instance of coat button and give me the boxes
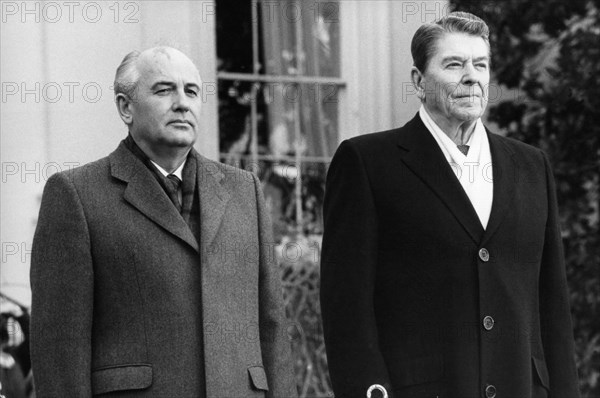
[483,316,495,330]
[478,248,490,262]
[485,384,496,398]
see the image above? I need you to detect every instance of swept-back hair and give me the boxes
[411,11,490,72]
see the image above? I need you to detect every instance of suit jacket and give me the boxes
[320,114,580,398]
[30,141,297,397]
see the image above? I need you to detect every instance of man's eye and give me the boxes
[187,89,198,97]
[156,88,171,94]
[476,63,488,70]
[447,62,462,68]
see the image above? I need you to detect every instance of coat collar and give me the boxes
[481,132,516,245]
[109,141,231,253]
[396,114,516,245]
[195,150,231,251]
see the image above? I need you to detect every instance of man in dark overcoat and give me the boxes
[320,12,580,398]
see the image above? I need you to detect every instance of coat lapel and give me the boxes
[397,115,484,244]
[193,150,231,251]
[109,142,199,252]
[480,132,517,245]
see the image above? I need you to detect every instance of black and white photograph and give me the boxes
[1,1,598,397]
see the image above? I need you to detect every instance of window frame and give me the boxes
[216,0,345,233]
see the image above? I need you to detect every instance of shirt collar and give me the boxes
[150,159,186,180]
[419,105,486,160]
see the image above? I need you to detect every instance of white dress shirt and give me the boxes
[419,106,494,229]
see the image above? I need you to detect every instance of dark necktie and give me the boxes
[457,144,470,156]
[166,174,182,213]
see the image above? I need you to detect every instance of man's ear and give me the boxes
[116,93,133,125]
[410,67,425,101]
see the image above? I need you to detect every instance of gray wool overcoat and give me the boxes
[30,141,297,398]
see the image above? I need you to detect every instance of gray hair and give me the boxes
[411,11,490,72]
[114,50,141,99]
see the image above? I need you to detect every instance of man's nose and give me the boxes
[461,62,479,85]
[172,89,191,112]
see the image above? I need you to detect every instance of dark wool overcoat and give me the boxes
[31,141,297,398]
[320,114,580,398]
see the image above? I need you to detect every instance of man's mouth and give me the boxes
[168,120,193,127]
[454,94,481,99]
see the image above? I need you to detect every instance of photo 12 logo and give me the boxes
[2,162,80,183]
[400,1,451,23]
[2,82,103,104]
[1,1,140,24]
[1,242,31,264]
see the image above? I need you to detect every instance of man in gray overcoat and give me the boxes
[30,46,297,398]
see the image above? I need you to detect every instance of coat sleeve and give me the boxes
[30,171,94,397]
[538,151,581,397]
[320,140,393,398]
[253,173,298,398]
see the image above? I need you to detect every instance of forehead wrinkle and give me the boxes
[150,80,175,89]
[441,55,467,62]
[138,59,201,88]
[132,47,202,93]
[437,44,488,57]
[434,33,489,55]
